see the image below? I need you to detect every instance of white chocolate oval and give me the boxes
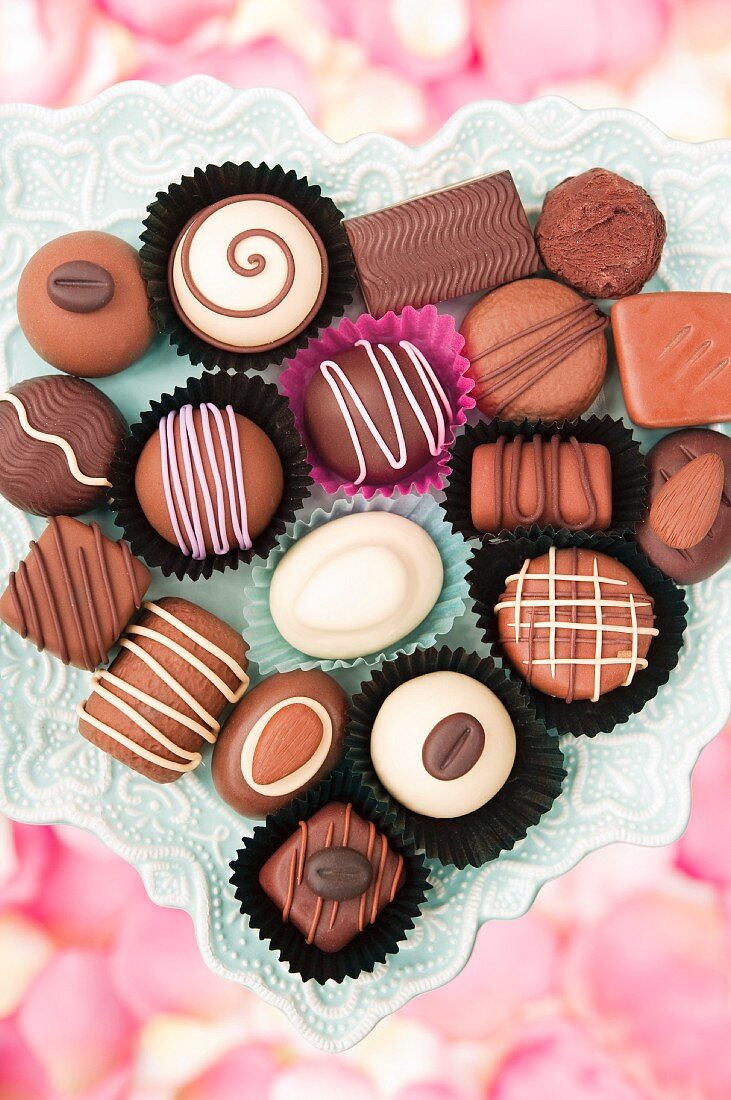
[239,696,332,798]
[269,512,444,660]
[371,671,517,818]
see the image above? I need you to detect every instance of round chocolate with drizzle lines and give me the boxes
[212,669,347,818]
[460,278,607,420]
[0,375,126,516]
[494,546,658,702]
[303,338,454,488]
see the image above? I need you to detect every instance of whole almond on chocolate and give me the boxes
[212,669,347,818]
[649,453,724,550]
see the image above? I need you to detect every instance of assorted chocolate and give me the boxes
[344,171,539,316]
[535,168,666,299]
[78,596,249,783]
[494,546,658,702]
[636,429,731,584]
[3,151,728,976]
[0,375,126,516]
[258,801,405,952]
[213,669,347,817]
[303,337,454,487]
[612,292,731,427]
[268,511,444,660]
[0,516,150,670]
[461,278,608,421]
[17,231,156,377]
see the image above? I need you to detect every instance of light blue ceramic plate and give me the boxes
[0,79,729,1052]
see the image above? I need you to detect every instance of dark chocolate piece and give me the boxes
[345,172,539,317]
[0,374,126,517]
[636,428,731,584]
[421,713,486,781]
[535,168,666,299]
[47,260,115,314]
[259,802,405,952]
[303,339,453,487]
[78,597,249,784]
[494,546,657,703]
[304,847,373,900]
[0,516,151,671]
[613,292,731,428]
[212,669,347,818]
[471,435,612,533]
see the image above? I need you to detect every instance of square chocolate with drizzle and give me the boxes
[259,801,406,952]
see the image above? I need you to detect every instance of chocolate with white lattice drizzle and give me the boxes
[259,802,405,952]
[494,546,657,702]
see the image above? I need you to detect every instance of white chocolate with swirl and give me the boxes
[169,195,328,353]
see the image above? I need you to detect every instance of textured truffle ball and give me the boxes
[534,169,666,299]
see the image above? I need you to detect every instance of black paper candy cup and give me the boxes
[108,371,311,580]
[345,647,567,869]
[468,526,688,737]
[229,766,431,984]
[443,415,648,542]
[140,161,357,374]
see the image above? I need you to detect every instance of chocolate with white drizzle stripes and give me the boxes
[0,516,150,670]
[495,546,657,703]
[259,802,405,952]
[78,596,249,783]
[305,338,453,487]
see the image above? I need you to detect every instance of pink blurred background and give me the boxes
[1,1,731,1096]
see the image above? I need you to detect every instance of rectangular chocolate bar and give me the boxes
[345,171,540,317]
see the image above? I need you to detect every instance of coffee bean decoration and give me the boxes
[48,260,115,314]
[251,703,325,786]
[304,846,374,901]
[422,713,486,781]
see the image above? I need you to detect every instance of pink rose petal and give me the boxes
[676,723,731,886]
[0,1018,53,1100]
[17,949,137,1095]
[97,0,235,44]
[177,1044,280,1100]
[0,823,57,910]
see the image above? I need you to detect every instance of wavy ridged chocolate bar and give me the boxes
[0,516,151,670]
[344,172,539,317]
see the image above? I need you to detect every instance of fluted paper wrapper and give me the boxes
[443,415,647,541]
[229,766,431,984]
[279,305,475,498]
[468,526,688,737]
[242,494,471,675]
[140,161,356,373]
[345,647,566,868]
[109,371,311,580]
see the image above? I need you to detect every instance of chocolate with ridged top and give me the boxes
[0,516,150,670]
[345,172,539,317]
[0,375,126,517]
[636,429,731,584]
[259,802,405,952]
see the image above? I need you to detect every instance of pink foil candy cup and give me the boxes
[279,305,475,499]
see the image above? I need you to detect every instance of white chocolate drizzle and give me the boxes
[78,600,249,773]
[239,696,333,797]
[0,391,110,487]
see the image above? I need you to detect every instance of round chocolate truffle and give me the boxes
[134,403,284,561]
[168,195,328,354]
[535,169,666,299]
[303,338,453,487]
[0,375,126,516]
[494,546,658,702]
[460,278,607,420]
[17,231,156,376]
[636,428,731,584]
[212,668,347,817]
[370,671,517,819]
